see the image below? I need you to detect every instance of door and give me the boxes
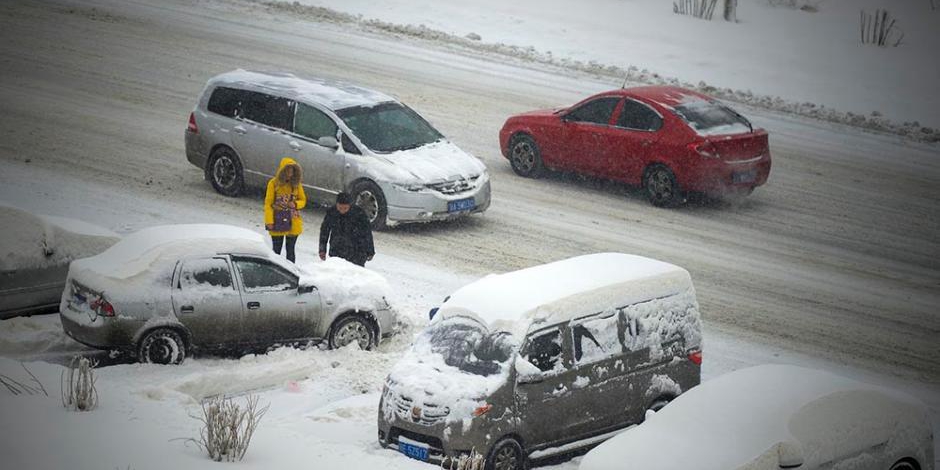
[609,98,663,182]
[557,97,621,173]
[570,311,632,432]
[231,90,296,185]
[171,257,244,347]
[231,256,321,346]
[514,327,584,449]
[290,103,346,202]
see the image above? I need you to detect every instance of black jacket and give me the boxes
[319,206,374,265]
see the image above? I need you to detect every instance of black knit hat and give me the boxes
[335,192,351,204]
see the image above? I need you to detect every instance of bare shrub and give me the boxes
[192,394,269,462]
[673,0,718,20]
[442,448,485,470]
[61,356,99,411]
[0,363,48,396]
[860,9,904,47]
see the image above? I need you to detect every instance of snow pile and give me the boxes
[298,257,393,315]
[622,287,703,359]
[0,315,86,356]
[580,364,933,470]
[0,204,119,271]
[383,140,487,184]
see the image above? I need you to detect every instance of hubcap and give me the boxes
[355,190,379,222]
[494,446,518,470]
[213,156,236,189]
[334,321,371,349]
[147,338,175,364]
[648,169,673,201]
[511,141,535,173]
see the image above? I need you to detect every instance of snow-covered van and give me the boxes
[377,253,703,470]
[184,70,491,230]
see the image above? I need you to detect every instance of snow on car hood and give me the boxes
[376,140,486,184]
[579,364,931,470]
[296,257,392,313]
[0,204,119,271]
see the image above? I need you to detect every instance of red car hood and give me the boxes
[514,107,563,118]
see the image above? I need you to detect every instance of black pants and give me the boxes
[272,235,298,263]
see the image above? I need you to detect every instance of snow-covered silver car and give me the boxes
[184,70,491,230]
[378,253,703,470]
[59,224,397,364]
[580,364,934,470]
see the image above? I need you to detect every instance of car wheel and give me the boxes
[328,315,375,350]
[138,328,186,365]
[486,438,527,470]
[889,460,918,470]
[509,134,544,178]
[208,147,244,197]
[350,180,388,231]
[644,164,682,207]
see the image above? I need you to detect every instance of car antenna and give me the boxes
[621,72,629,89]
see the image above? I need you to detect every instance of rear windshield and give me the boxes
[672,100,751,136]
[335,102,443,153]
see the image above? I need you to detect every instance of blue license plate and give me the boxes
[448,197,475,213]
[732,170,756,183]
[399,441,429,461]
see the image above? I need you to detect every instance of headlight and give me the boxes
[391,182,426,192]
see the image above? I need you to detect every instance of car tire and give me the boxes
[644,164,682,207]
[328,315,376,351]
[889,460,918,470]
[350,180,388,231]
[486,437,527,470]
[138,328,186,365]
[208,147,244,197]
[509,134,544,178]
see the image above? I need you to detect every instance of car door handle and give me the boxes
[180,305,194,314]
[247,301,261,310]
[641,141,651,147]
[233,126,247,135]
[288,141,302,151]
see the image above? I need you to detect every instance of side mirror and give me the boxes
[317,136,339,150]
[298,284,316,294]
[428,307,439,320]
[777,440,804,469]
[514,356,544,384]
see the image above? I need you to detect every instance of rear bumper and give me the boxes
[59,307,140,351]
[184,130,208,173]
[679,153,771,195]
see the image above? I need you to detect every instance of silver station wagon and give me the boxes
[185,70,491,229]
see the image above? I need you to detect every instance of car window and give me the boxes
[335,102,443,153]
[565,97,620,125]
[207,87,244,119]
[573,312,623,364]
[617,99,663,131]
[233,257,297,292]
[240,91,295,131]
[522,329,563,373]
[179,258,234,290]
[294,103,338,141]
[672,100,751,135]
[341,133,361,155]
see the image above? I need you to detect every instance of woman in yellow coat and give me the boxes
[264,157,307,263]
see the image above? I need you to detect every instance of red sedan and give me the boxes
[499,86,771,206]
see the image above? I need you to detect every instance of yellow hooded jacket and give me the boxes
[264,157,307,237]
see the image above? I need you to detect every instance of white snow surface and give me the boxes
[298,257,393,315]
[383,140,488,185]
[210,69,395,110]
[290,0,940,128]
[0,204,119,271]
[435,253,692,336]
[580,364,933,470]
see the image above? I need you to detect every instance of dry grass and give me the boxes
[0,363,48,396]
[192,394,269,462]
[61,356,99,411]
[442,448,485,470]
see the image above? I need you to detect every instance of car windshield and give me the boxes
[419,317,516,377]
[335,102,443,153]
[672,100,751,135]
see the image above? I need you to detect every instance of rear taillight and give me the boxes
[187,112,199,134]
[472,404,492,417]
[689,141,719,159]
[90,296,115,317]
[688,350,702,365]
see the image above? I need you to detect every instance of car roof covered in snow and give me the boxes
[579,364,931,470]
[434,253,692,335]
[70,224,270,281]
[587,85,712,109]
[208,69,397,111]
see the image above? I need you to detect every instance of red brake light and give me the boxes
[472,404,492,417]
[90,297,115,317]
[688,350,702,365]
[187,112,199,134]
[689,141,719,159]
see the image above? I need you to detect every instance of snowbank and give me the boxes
[0,204,119,271]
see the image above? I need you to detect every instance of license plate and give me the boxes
[398,440,429,462]
[447,197,475,213]
[732,170,756,183]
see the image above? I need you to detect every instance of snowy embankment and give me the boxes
[263,0,940,141]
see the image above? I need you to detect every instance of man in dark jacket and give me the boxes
[318,192,375,266]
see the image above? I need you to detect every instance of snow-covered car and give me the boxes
[0,205,119,319]
[378,253,703,470]
[185,69,491,230]
[59,224,397,364]
[580,364,934,470]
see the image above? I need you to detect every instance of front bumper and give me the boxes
[382,179,492,225]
